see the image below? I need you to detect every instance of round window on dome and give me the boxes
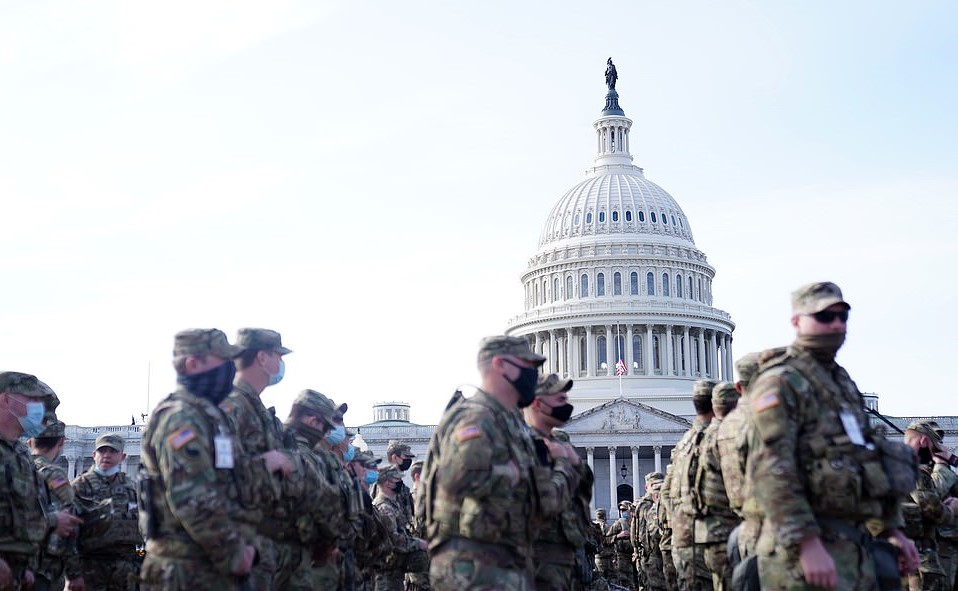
[638,211,645,222]
[599,212,606,223]
[625,211,632,222]
[651,212,657,223]
[586,212,593,224]
[612,211,618,222]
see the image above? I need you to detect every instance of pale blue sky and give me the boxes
[1,1,955,427]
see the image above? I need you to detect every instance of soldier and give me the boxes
[374,465,428,591]
[630,472,660,590]
[606,501,636,590]
[747,282,920,590]
[30,420,85,591]
[931,457,958,590]
[694,382,741,591]
[139,328,291,591]
[658,465,679,591]
[420,335,582,591]
[71,433,142,590]
[669,378,715,591]
[594,509,614,578]
[634,472,667,591]
[526,373,594,591]
[383,440,417,527]
[219,327,292,589]
[406,459,433,591]
[902,420,958,591]
[0,372,80,591]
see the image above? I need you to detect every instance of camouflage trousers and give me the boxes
[757,536,877,591]
[610,553,636,590]
[140,554,243,591]
[672,545,713,591]
[909,545,948,591]
[939,539,958,589]
[250,534,309,591]
[533,560,575,591]
[430,543,534,591]
[373,569,405,591]
[661,548,679,591]
[79,554,140,591]
[595,554,614,577]
[701,543,731,591]
[639,550,668,591]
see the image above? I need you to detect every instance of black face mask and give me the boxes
[545,401,574,423]
[502,359,538,408]
[178,361,236,405]
[918,446,934,465]
[398,458,413,472]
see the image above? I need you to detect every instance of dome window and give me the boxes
[679,217,684,228]
[586,212,593,224]
[630,272,639,295]
[625,210,632,222]
[613,272,622,295]
[612,211,619,222]
[676,274,683,298]
[566,276,573,300]
[672,215,677,225]
[596,336,607,371]
[574,213,580,225]
[638,211,645,222]
[687,276,693,299]
[580,274,589,297]
[596,273,605,296]
[599,212,606,223]
[662,213,668,225]
[646,272,655,295]
[662,273,670,296]
[651,212,657,223]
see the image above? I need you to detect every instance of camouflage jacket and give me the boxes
[668,417,710,549]
[747,344,900,561]
[694,417,740,543]
[903,464,954,545]
[374,493,420,569]
[716,406,749,517]
[0,437,54,560]
[605,516,632,555]
[273,429,343,547]
[220,378,284,455]
[933,464,958,540]
[529,426,592,554]
[72,466,142,553]
[33,454,81,578]
[420,389,581,560]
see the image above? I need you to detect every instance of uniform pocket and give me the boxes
[805,456,862,514]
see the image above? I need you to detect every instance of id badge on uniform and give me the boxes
[839,410,866,446]
[214,433,234,469]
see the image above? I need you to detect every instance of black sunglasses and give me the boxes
[808,309,849,324]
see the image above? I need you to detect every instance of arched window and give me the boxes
[596,273,605,296]
[535,282,540,305]
[688,276,693,299]
[638,211,645,222]
[630,272,639,295]
[692,340,699,374]
[614,335,626,364]
[679,217,684,228]
[566,275,573,300]
[651,212,657,223]
[579,337,587,372]
[613,272,622,295]
[597,336,608,370]
[581,274,589,297]
[599,211,606,223]
[698,278,703,301]
[625,210,632,222]
[612,211,619,222]
[662,273,670,296]
[647,272,655,295]
[652,336,661,370]
[676,274,683,298]
[632,335,643,370]
[574,213,580,225]
[586,212,593,224]
[662,213,668,225]
[554,277,559,302]
[542,278,548,302]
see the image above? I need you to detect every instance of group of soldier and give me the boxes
[1,281,957,591]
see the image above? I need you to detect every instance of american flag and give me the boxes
[615,359,627,376]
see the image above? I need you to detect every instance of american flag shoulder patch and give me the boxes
[455,424,482,442]
[168,426,198,450]
[50,476,69,489]
[752,392,781,413]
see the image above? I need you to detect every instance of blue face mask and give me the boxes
[11,400,45,438]
[343,444,356,463]
[326,425,346,445]
[267,359,285,387]
[364,470,379,486]
[95,465,121,477]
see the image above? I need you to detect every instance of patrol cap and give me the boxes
[711,382,740,405]
[536,373,573,397]
[927,420,945,440]
[595,509,607,518]
[906,420,945,452]
[692,379,717,400]
[735,353,760,388]
[0,372,54,399]
[292,389,337,422]
[354,449,382,468]
[235,328,292,355]
[95,433,125,452]
[386,440,415,458]
[378,464,403,483]
[477,335,547,365]
[37,420,66,439]
[173,329,244,359]
[618,500,633,511]
[791,281,850,315]
[644,471,664,483]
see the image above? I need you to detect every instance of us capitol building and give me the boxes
[61,66,956,516]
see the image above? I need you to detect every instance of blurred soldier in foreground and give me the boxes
[420,335,582,591]
[72,434,142,590]
[747,282,920,590]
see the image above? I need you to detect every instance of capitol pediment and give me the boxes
[563,398,691,434]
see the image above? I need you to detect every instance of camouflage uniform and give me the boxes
[421,336,581,591]
[932,463,958,590]
[593,510,614,577]
[407,460,433,591]
[374,465,424,591]
[747,283,909,591]
[0,373,59,591]
[658,466,679,591]
[694,383,741,591]
[632,473,667,591]
[72,434,142,591]
[669,379,715,591]
[31,421,82,591]
[139,329,269,591]
[605,502,636,590]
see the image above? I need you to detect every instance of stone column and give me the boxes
[631,446,640,497]
[683,326,691,377]
[726,334,734,381]
[710,331,718,379]
[557,332,565,376]
[665,325,674,376]
[586,447,596,512]
[605,325,614,376]
[697,330,706,377]
[549,330,558,374]
[609,447,618,515]
[567,329,576,378]
[534,332,542,358]
[654,445,662,473]
[626,324,634,373]
[586,326,595,377]
[67,456,77,479]
[645,325,654,376]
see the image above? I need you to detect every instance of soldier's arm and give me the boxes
[376,502,419,554]
[748,369,820,559]
[912,473,954,527]
[154,411,249,576]
[436,413,515,499]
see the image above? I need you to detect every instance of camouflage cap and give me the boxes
[378,464,403,483]
[791,281,851,315]
[644,471,664,483]
[711,381,740,404]
[477,335,547,366]
[353,449,382,468]
[37,420,66,439]
[618,500,633,510]
[173,329,244,359]
[292,389,338,421]
[927,420,945,440]
[906,420,945,452]
[235,328,292,355]
[692,379,718,400]
[595,508,607,517]
[0,371,55,399]
[95,433,124,452]
[386,439,415,457]
[536,373,573,397]
[734,352,760,388]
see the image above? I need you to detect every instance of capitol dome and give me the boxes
[506,70,735,415]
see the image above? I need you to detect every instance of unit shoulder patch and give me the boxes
[752,392,781,413]
[454,424,482,442]
[168,426,198,450]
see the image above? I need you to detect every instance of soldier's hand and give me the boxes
[67,576,87,591]
[945,497,958,515]
[0,558,11,588]
[799,535,836,589]
[230,544,257,577]
[262,450,294,477]
[416,538,428,551]
[55,509,83,537]
[884,528,919,575]
[22,569,34,588]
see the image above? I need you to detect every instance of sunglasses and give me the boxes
[808,309,849,324]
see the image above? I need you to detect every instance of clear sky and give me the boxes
[2,1,955,428]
